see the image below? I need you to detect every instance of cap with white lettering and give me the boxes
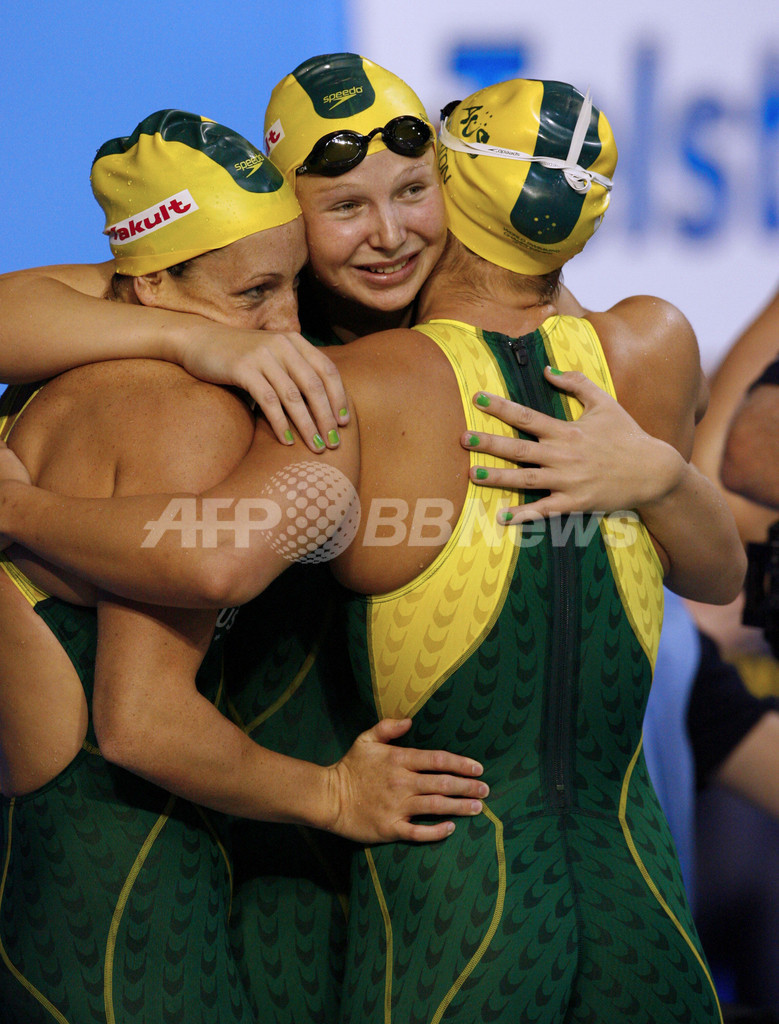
[264,53,433,183]
[438,79,617,274]
[91,109,301,274]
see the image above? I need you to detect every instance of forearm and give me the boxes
[638,457,747,603]
[0,481,247,606]
[93,599,335,824]
[106,686,336,825]
[0,270,205,381]
[720,384,779,509]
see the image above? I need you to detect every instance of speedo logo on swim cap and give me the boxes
[105,190,198,244]
[323,86,363,110]
[235,153,270,177]
[292,53,375,119]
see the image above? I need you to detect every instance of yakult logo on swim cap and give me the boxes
[105,190,198,245]
[264,119,284,154]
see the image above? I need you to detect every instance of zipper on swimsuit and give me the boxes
[504,334,578,811]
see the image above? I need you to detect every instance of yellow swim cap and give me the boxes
[438,79,617,274]
[264,52,433,182]
[91,110,302,275]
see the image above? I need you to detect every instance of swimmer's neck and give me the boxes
[417,269,557,338]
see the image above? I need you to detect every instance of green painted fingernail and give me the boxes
[502,511,514,523]
[476,393,491,407]
[339,408,348,418]
[468,434,480,447]
[328,429,340,445]
[549,366,563,376]
[283,429,294,444]
[476,468,489,480]
[313,434,325,449]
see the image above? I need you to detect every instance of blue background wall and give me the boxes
[1,0,348,273]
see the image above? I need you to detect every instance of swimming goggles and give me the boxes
[296,115,434,177]
[438,94,613,194]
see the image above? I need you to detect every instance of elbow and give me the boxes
[173,547,261,609]
[690,545,747,606]
[94,706,152,774]
[192,549,263,608]
[716,544,749,605]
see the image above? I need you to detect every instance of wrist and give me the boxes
[270,756,339,832]
[154,310,212,368]
[635,441,686,513]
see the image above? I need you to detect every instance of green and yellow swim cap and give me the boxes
[91,110,301,275]
[264,52,433,182]
[438,79,617,274]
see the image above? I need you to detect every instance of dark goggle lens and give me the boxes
[304,133,366,175]
[382,116,434,155]
[297,117,432,176]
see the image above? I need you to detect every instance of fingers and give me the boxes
[543,365,604,405]
[470,391,563,440]
[413,773,488,800]
[498,499,564,525]
[399,743,484,777]
[399,820,457,842]
[468,370,609,446]
[466,463,553,493]
[254,355,338,455]
[462,429,541,464]
[238,335,349,455]
[412,793,485,815]
[394,792,486,843]
[287,335,350,428]
[369,717,414,743]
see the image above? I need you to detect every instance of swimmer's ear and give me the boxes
[132,272,166,307]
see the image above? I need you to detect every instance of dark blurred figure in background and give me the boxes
[688,292,779,1019]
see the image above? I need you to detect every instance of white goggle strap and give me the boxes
[438,93,612,195]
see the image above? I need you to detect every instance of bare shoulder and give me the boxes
[328,327,455,404]
[13,360,255,496]
[585,295,704,456]
[0,260,116,299]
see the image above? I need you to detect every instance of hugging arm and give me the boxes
[0,262,348,448]
[94,596,487,843]
[0,397,360,608]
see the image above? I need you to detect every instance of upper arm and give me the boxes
[7,363,257,606]
[93,597,216,767]
[0,260,115,298]
[721,383,779,508]
[590,295,704,458]
[188,402,363,605]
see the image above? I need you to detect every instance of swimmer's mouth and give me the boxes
[361,256,414,275]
